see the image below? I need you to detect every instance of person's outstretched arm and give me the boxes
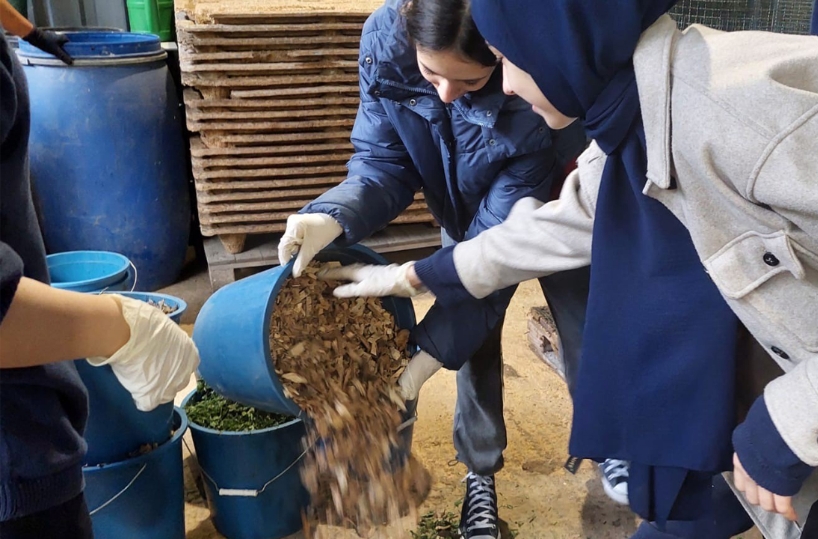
[0,0,73,64]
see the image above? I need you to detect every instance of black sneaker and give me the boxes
[459,472,500,539]
[599,459,629,505]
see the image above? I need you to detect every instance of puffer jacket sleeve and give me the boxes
[415,141,605,306]
[300,43,423,245]
[412,152,554,370]
[412,128,586,370]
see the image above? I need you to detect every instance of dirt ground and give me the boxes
[176,279,762,539]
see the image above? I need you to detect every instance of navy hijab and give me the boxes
[471,0,740,523]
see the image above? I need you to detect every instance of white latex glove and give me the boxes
[87,295,200,412]
[278,213,343,277]
[318,262,426,298]
[399,350,443,401]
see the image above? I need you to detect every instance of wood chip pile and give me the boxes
[175,0,435,253]
[269,264,421,529]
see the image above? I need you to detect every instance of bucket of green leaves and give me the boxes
[183,382,310,539]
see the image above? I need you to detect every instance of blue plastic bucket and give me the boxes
[83,407,187,539]
[78,362,174,466]
[193,245,417,417]
[79,291,186,465]
[109,291,188,324]
[47,251,133,293]
[182,391,309,539]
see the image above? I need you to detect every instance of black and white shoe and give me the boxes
[599,459,629,506]
[459,472,500,539]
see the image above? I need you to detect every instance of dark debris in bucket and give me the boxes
[147,299,175,315]
[184,381,292,432]
[127,442,159,459]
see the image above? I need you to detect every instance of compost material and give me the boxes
[411,512,460,539]
[185,381,292,431]
[270,264,418,531]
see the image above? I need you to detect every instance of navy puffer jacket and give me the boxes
[303,0,586,368]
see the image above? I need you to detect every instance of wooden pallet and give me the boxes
[203,223,442,289]
[176,1,438,255]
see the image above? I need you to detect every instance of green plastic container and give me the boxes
[8,0,26,16]
[127,0,174,41]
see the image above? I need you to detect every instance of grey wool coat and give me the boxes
[449,16,818,538]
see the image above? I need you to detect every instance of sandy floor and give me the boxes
[171,276,762,539]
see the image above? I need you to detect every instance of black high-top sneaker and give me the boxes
[459,472,500,538]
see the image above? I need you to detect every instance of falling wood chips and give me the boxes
[270,264,423,532]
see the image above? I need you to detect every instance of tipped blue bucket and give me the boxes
[80,291,186,465]
[47,251,134,293]
[183,391,309,539]
[193,245,416,418]
[83,407,187,539]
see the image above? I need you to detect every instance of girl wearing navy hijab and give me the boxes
[322,1,818,538]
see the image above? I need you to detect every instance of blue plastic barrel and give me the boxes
[183,391,310,539]
[47,251,133,293]
[193,245,417,417]
[80,291,186,465]
[83,408,187,539]
[19,32,190,291]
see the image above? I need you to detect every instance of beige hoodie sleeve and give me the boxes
[452,141,605,299]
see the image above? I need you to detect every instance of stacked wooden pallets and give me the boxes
[175,0,436,254]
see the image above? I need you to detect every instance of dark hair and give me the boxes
[403,0,497,67]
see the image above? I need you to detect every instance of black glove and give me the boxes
[23,28,73,65]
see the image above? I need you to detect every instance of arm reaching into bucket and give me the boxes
[320,144,604,303]
[0,252,199,410]
[0,0,73,64]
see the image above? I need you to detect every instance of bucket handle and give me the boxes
[88,462,148,515]
[191,440,309,498]
[96,261,139,295]
[186,413,417,499]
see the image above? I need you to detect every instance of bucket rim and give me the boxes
[82,407,188,471]
[47,251,131,290]
[17,31,162,61]
[181,390,303,436]
[104,291,187,319]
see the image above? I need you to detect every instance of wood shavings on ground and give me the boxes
[270,263,422,532]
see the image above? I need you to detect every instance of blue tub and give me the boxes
[193,245,417,418]
[80,291,186,465]
[83,407,187,539]
[183,391,309,539]
[20,32,190,291]
[47,251,133,293]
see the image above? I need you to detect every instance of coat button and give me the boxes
[489,139,496,146]
[538,127,545,133]
[771,346,790,360]
[486,111,492,117]
[365,56,373,64]
[763,252,780,267]
[409,99,417,106]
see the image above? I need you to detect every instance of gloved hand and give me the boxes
[399,350,443,401]
[278,213,343,277]
[23,28,73,65]
[87,295,200,411]
[318,262,426,298]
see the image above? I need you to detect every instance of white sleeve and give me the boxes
[452,143,605,299]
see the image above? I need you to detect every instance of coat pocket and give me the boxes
[704,230,818,353]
